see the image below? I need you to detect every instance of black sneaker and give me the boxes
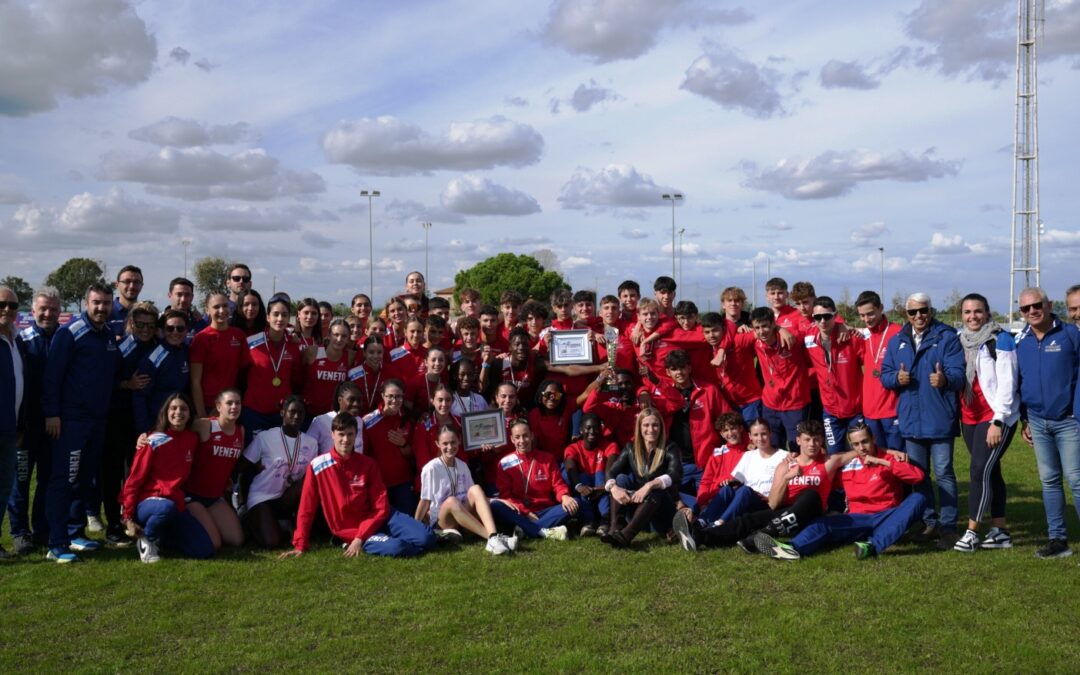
[1035,539,1073,559]
[671,512,697,552]
[12,535,35,556]
[106,528,134,549]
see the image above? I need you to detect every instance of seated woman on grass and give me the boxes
[706,418,789,527]
[121,393,215,563]
[490,418,587,542]
[281,412,435,559]
[414,425,513,556]
[563,413,618,536]
[600,409,682,548]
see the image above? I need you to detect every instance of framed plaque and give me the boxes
[461,409,507,451]
[549,329,592,366]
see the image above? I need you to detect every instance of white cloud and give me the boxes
[1041,229,1080,247]
[763,221,794,232]
[10,187,179,245]
[495,235,552,246]
[819,60,879,90]
[321,115,544,176]
[187,205,333,232]
[850,221,890,246]
[0,0,156,116]
[128,117,255,147]
[99,147,325,201]
[661,242,703,257]
[382,198,466,225]
[440,175,541,216]
[0,174,29,204]
[851,251,906,273]
[558,164,680,212]
[383,239,426,253]
[562,255,593,269]
[542,0,751,63]
[569,80,619,112]
[903,0,1080,82]
[620,228,649,239]
[742,148,960,200]
[681,46,785,118]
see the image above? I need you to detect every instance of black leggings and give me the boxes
[698,490,823,547]
[961,421,1015,522]
[245,481,304,549]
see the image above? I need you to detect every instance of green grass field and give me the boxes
[3,437,1079,673]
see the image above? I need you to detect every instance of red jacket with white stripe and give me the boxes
[293,449,390,551]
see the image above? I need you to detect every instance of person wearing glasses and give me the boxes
[803,297,864,455]
[879,292,965,550]
[42,283,120,563]
[527,380,574,456]
[133,309,191,434]
[225,263,253,316]
[0,286,24,559]
[166,277,207,342]
[362,380,418,516]
[1014,287,1080,559]
[107,265,144,340]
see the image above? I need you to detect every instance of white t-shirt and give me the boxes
[450,392,488,418]
[418,456,473,526]
[244,427,320,509]
[308,411,364,455]
[731,449,790,498]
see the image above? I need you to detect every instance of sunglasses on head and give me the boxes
[812,313,834,322]
[906,307,930,317]
[1019,302,1044,314]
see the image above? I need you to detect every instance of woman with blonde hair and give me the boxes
[601,408,682,547]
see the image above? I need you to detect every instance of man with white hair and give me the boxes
[0,285,25,558]
[8,286,60,555]
[880,292,965,550]
[1014,287,1080,559]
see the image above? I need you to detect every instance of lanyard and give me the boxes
[264,333,287,377]
[517,455,536,497]
[441,459,458,495]
[363,367,382,407]
[870,321,890,365]
[280,427,301,475]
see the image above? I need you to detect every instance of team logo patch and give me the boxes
[453,350,463,363]
[500,454,523,470]
[842,458,864,472]
[713,446,729,456]
[19,326,36,341]
[69,319,89,341]
[119,335,138,357]
[899,343,906,350]
[148,345,168,368]
[1046,340,1062,353]
[348,365,366,381]
[804,335,817,348]
[247,332,267,349]
[362,410,383,429]
[389,347,408,362]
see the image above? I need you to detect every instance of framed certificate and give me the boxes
[461,409,507,451]
[549,329,592,365]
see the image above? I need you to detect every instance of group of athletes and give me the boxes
[2,261,1080,564]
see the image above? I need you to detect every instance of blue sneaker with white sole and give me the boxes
[47,547,78,564]
[69,537,101,552]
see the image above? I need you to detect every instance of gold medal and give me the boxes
[272,376,282,387]
[872,369,880,378]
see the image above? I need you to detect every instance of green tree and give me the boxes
[44,258,106,310]
[0,276,33,309]
[453,253,568,306]
[193,256,231,299]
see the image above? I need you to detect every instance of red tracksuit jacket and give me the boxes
[736,332,810,411]
[696,441,747,507]
[582,389,641,448]
[361,409,415,488]
[494,450,569,515]
[839,452,925,514]
[293,448,390,551]
[120,430,198,519]
[644,380,728,468]
[803,328,864,418]
[857,321,902,419]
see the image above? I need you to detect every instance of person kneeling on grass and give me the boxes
[280,412,435,559]
[672,420,841,554]
[752,423,927,561]
[415,425,514,555]
[490,419,587,542]
[601,409,683,548]
[120,393,216,564]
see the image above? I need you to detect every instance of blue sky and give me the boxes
[2,0,1079,313]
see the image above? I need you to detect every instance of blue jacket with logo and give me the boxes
[1014,316,1080,421]
[15,322,54,425]
[0,331,26,434]
[132,342,190,433]
[879,318,965,439]
[43,312,120,418]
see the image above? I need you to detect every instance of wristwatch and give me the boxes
[991,420,1004,428]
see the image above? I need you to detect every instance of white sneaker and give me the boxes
[580,524,598,537]
[541,525,568,541]
[86,515,105,534]
[435,528,464,545]
[953,529,980,553]
[137,536,161,564]
[500,534,518,551]
[485,535,509,556]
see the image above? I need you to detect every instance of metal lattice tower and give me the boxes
[1008,0,1044,325]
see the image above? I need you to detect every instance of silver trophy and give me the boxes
[603,325,619,391]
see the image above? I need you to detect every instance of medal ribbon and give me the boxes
[264,332,287,380]
[280,427,301,476]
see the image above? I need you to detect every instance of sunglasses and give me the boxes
[230,275,252,283]
[0,301,18,311]
[133,320,156,330]
[1019,302,1044,314]
[163,325,187,333]
[906,307,930,317]
[542,391,563,399]
[812,313,834,322]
